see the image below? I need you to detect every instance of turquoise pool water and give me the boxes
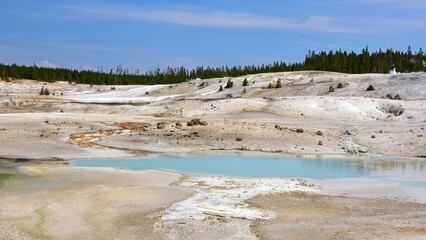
[72,154,371,178]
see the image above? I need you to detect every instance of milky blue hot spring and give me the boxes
[71,154,371,178]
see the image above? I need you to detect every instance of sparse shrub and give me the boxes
[337,82,343,88]
[110,86,116,90]
[225,79,233,88]
[329,85,335,92]
[40,86,50,95]
[275,79,282,88]
[267,83,273,89]
[242,88,247,94]
[218,85,223,92]
[242,78,248,86]
[367,84,375,91]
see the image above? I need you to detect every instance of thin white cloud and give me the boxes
[63,5,361,33]
[41,42,117,52]
[353,0,426,9]
[36,60,57,68]
[40,42,159,54]
[0,33,19,40]
[0,45,20,51]
[352,17,426,32]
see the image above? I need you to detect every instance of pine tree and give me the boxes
[225,79,233,88]
[218,85,223,92]
[242,78,248,86]
[0,68,7,80]
[275,79,282,88]
[9,64,20,79]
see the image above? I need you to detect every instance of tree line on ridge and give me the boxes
[0,46,424,85]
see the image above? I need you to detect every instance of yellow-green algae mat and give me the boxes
[31,207,57,240]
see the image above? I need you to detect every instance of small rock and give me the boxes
[371,135,376,138]
[187,118,208,126]
[296,128,304,133]
[236,137,243,141]
[394,94,401,100]
[386,94,393,99]
[379,130,383,133]
[316,131,323,136]
[318,140,323,145]
[358,148,368,153]
[344,130,352,135]
[157,122,167,129]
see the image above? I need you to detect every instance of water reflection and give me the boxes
[355,158,426,187]
[357,159,426,172]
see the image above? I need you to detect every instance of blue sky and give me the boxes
[0,0,425,72]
